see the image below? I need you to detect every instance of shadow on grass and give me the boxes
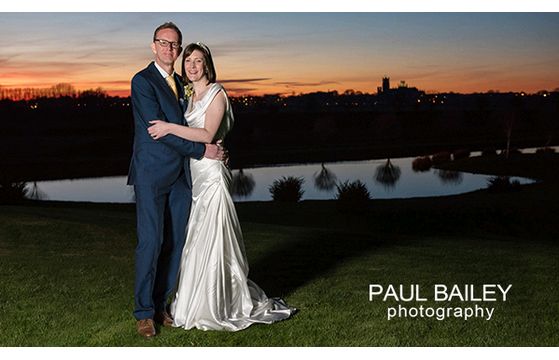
[247,224,390,298]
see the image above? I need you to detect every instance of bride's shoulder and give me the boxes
[212,83,229,100]
[212,82,226,92]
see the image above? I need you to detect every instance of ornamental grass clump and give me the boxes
[0,177,28,204]
[335,180,371,213]
[269,176,305,202]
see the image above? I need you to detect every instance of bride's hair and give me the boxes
[181,42,217,84]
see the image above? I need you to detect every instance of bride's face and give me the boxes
[184,49,206,83]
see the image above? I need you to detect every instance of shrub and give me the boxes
[452,149,470,160]
[412,156,432,172]
[269,176,304,202]
[0,180,28,204]
[486,176,521,193]
[500,148,521,157]
[335,180,371,213]
[431,151,451,165]
[535,147,556,155]
[481,148,497,157]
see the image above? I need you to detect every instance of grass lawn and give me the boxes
[0,154,558,346]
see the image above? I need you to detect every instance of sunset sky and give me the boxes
[1,12,558,96]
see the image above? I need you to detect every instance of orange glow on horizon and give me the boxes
[2,77,557,98]
[2,13,558,100]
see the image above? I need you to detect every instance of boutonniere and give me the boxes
[184,83,194,99]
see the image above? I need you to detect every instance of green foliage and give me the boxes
[269,176,305,202]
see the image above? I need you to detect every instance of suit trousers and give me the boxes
[132,173,191,320]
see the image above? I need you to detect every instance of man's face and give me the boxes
[151,28,181,69]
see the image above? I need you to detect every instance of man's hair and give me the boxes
[153,22,182,46]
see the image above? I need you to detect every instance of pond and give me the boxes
[26,151,538,203]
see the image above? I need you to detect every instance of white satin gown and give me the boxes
[170,83,295,331]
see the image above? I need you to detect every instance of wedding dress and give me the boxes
[170,83,294,331]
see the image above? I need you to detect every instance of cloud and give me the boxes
[224,87,259,95]
[274,80,340,87]
[220,78,271,84]
[78,80,131,87]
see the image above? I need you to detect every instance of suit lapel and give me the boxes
[175,74,184,99]
[175,74,187,116]
[147,62,183,122]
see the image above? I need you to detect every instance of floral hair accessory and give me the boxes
[195,41,210,53]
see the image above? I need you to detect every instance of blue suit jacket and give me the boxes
[127,62,205,187]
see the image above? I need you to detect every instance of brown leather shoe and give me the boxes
[154,311,174,327]
[137,318,156,339]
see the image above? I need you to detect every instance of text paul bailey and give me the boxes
[368,284,512,321]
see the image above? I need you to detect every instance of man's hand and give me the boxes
[204,140,229,163]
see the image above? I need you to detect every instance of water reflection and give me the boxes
[436,170,463,185]
[27,181,48,200]
[486,176,521,193]
[128,186,136,203]
[27,151,543,203]
[314,163,337,191]
[231,169,256,197]
[374,158,401,189]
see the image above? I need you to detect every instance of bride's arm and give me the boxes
[148,90,226,144]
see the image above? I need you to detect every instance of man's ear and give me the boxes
[151,42,157,55]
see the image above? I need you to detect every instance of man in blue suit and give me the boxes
[127,22,224,339]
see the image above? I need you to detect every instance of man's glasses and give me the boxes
[154,39,181,50]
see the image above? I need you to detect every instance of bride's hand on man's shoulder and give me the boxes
[148,120,171,140]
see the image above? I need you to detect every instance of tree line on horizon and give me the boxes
[0,83,108,101]
[2,82,559,102]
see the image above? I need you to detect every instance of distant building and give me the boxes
[377,77,391,94]
[382,77,390,93]
[376,76,425,109]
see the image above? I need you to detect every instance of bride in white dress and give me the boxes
[147,42,295,331]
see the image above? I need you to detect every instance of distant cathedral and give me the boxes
[382,77,390,93]
[378,76,390,94]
